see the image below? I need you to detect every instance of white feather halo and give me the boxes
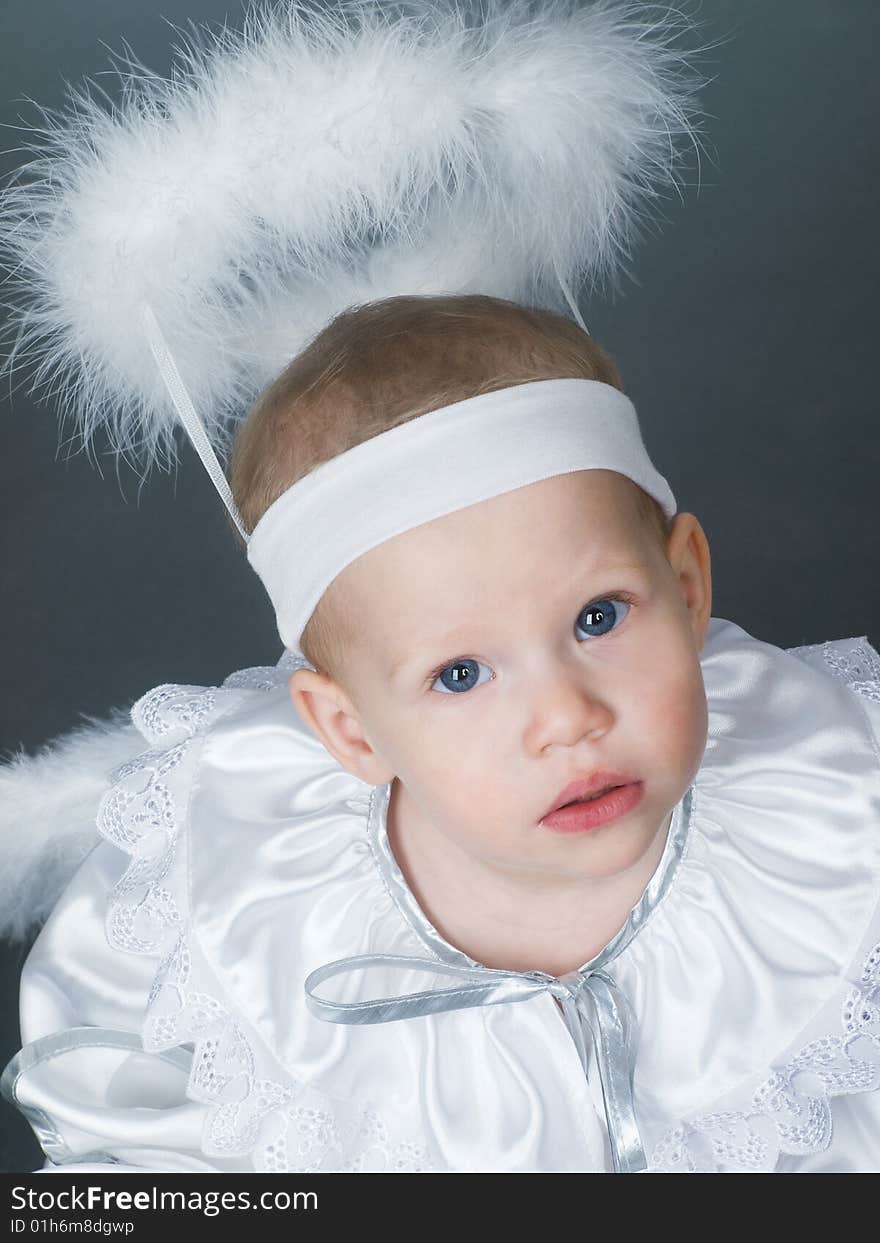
[0,0,707,473]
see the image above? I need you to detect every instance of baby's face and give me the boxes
[293,469,711,885]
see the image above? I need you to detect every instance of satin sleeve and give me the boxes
[3,840,225,1173]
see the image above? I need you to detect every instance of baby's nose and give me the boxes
[524,670,614,754]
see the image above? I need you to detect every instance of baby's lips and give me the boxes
[540,771,638,820]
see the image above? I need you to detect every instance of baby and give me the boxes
[5,292,879,1175]
[239,293,709,980]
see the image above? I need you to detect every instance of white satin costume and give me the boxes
[4,617,880,1174]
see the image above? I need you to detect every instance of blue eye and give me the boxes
[431,658,494,695]
[575,598,630,639]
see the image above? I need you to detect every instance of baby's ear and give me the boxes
[288,668,395,786]
[665,512,712,649]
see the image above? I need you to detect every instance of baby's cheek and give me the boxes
[663,679,708,774]
[417,733,492,802]
[639,664,706,760]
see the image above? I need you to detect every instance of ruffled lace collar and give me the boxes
[97,617,880,1171]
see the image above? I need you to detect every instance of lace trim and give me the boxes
[97,676,436,1171]
[787,635,880,704]
[130,684,219,745]
[648,936,880,1172]
[257,1100,437,1173]
[219,651,313,692]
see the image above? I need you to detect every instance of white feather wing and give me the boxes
[0,712,143,940]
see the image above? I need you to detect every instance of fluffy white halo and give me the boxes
[0,0,706,472]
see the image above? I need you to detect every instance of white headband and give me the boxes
[244,377,676,656]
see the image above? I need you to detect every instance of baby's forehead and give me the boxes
[378,470,646,560]
[344,472,652,615]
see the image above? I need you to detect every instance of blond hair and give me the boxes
[228,294,669,677]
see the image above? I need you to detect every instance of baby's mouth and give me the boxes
[541,772,638,821]
[565,785,619,804]
[539,780,646,832]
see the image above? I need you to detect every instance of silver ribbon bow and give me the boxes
[304,952,646,1173]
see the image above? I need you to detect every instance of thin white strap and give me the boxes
[140,303,250,543]
[551,256,591,337]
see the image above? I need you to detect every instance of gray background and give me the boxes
[1,0,878,1170]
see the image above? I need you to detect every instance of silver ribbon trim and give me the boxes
[304,952,646,1173]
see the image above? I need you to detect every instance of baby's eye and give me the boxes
[575,598,630,640]
[431,658,494,695]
